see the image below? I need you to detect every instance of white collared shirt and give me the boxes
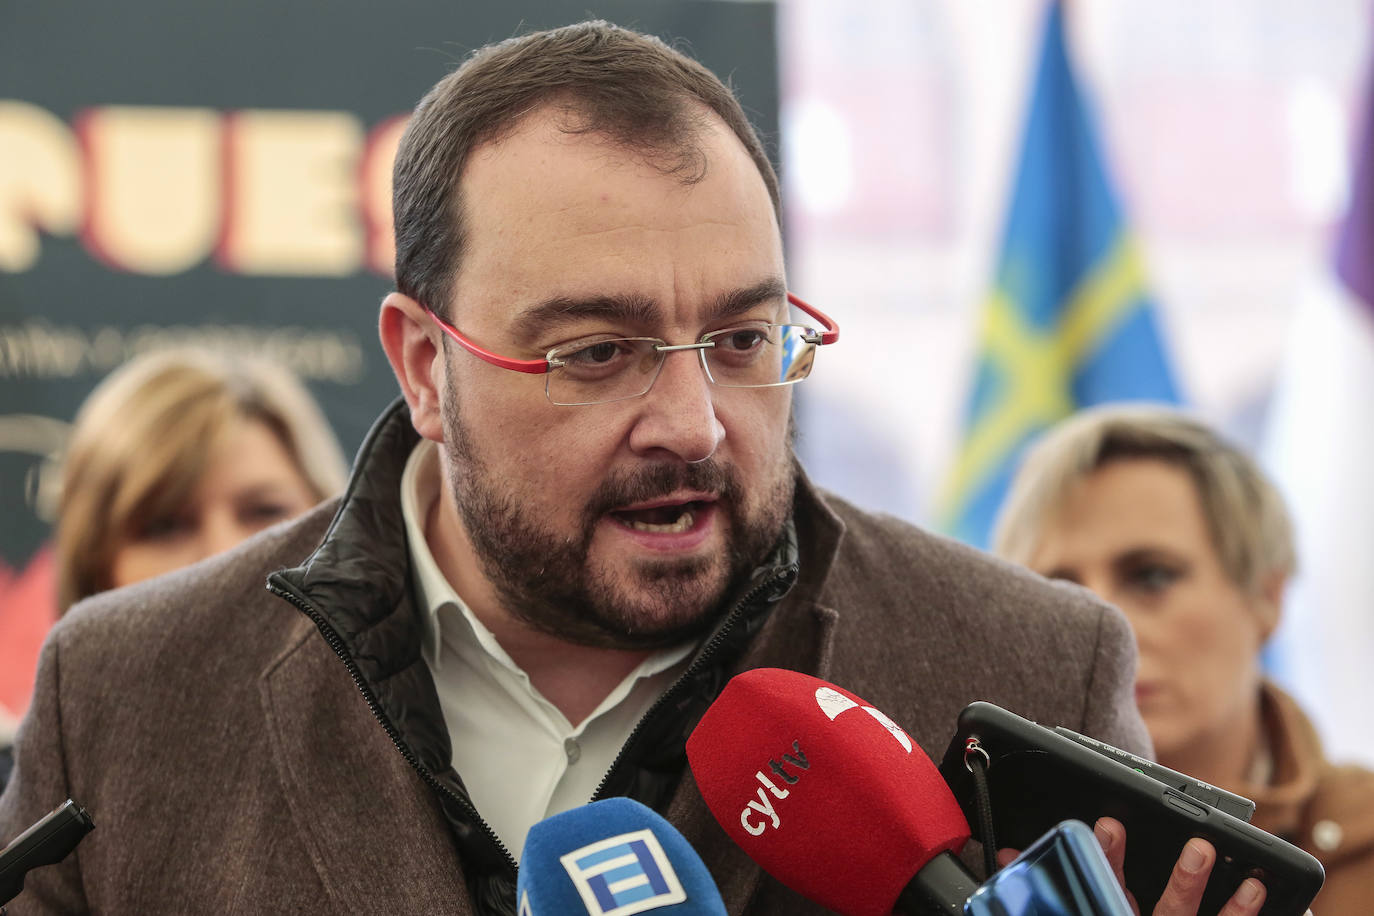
[399,440,695,862]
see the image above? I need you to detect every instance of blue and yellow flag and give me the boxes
[940,0,1181,549]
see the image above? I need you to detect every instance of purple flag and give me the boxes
[1336,23,1374,310]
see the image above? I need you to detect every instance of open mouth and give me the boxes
[610,500,710,534]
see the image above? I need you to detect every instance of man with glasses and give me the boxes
[0,21,1264,916]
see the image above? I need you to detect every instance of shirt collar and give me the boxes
[400,439,470,670]
[402,441,574,676]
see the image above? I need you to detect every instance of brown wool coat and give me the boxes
[1241,681,1374,915]
[0,441,1148,913]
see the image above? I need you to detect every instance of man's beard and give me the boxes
[440,383,794,651]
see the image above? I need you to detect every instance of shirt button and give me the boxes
[564,737,581,764]
[1312,819,1343,851]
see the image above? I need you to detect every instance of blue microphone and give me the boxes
[516,797,726,916]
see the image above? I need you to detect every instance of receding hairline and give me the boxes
[443,100,783,322]
[390,20,783,320]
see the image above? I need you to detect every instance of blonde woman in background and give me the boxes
[54,347,349,611]
[0,348,348,793]
[993,404,1374,912]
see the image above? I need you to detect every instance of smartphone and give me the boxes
[938,702,1323,916]
[0,799,95,907]
[964,819,1133,916]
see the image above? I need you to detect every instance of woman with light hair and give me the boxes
[54,347,349,611]
[993,403,1374,911]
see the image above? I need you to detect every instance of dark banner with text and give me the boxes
[0,0,779,728]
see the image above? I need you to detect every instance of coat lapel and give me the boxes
[258,622,471,913]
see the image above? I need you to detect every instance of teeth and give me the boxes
[626,508,695,534]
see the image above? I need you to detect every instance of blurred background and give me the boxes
[2,0,1371,765]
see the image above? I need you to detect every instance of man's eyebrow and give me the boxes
[705,278,789,322]
[511,293,659,339]
[510,278,788,339]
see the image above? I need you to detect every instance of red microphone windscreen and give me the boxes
[686,668,971,916]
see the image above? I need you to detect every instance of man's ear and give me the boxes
[379,292,445,443]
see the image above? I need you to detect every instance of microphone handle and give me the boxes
[893,851,979,915]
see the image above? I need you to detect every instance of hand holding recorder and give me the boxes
[941,702,1323,915]
[687,669,1319,915]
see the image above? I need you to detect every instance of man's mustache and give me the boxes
[586,459,741,517]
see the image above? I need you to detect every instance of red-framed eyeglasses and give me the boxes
[423,292,840,406]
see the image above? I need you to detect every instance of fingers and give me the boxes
[1094,817,1127,881]
[1094,819,1271,916]
[1093,818,1140,916]
[1151,838,1214,915]
[1215,878,1266,916]
[1150,838,1265,916]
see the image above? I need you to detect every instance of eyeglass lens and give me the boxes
[546,325,818,406]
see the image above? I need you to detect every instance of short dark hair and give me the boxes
[391,20,781,318]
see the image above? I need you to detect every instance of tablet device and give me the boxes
[938,702,1323,915]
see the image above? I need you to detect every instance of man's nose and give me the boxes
[626,348,724,463]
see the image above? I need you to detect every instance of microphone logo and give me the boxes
[739,741,811,836]
[814,686,913,753]
[558,828,689,915]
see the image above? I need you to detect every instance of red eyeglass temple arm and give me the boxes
[787,292,840,345]
[423,305,551,373]
[422,291,840,375]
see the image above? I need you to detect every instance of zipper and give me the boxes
[590,562,799,801]
[269,556,796,878]
[267,576,518,876]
